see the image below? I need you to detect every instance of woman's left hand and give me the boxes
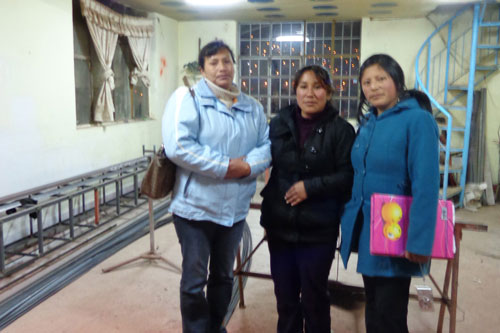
[405,251,430,263]
[285,181,307,206]
[225,157,251,179]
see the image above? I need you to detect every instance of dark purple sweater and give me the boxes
[295,108,324,148]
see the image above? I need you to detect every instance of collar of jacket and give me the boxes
[280,103,339,131]
[194,78,253,113]
[367,97,421,121]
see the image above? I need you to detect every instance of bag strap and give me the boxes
[182,76,195,98]
[181,76,200,132]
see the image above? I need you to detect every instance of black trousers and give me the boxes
[362,275,411,333]
[268,237,336,333]
[173,215,244,333]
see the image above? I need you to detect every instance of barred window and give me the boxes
[239,21,361,119]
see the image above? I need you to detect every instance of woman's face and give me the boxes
[361,64,398,114]
[295,70,330,119]
[200,48,235,90]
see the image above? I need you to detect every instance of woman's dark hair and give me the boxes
[198,40,235,70]
[357,54,406,123]
[292,65,334,102]
[407,89,433,113]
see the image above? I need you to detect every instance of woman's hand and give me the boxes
[405,251,430,263]
[285,181,307,206]
[225,157,251,179]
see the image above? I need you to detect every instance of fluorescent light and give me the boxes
[185,0,244,6]
[276,35,310,42]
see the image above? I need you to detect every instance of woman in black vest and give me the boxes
[260,65,355,332]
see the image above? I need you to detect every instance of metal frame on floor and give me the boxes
[430,221,487,333]
[0,147,157,278]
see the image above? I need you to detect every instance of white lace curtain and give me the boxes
[80,0,153,122]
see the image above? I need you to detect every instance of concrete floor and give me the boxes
[3,202,500,333]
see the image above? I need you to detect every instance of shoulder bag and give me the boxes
[140,76,196,199]
[140,145,176,199]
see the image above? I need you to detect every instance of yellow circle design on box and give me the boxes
[383,223,402,241]
[381,202,403,224]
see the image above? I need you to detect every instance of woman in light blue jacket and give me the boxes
[162,40,271,333]
[340,54,439,333]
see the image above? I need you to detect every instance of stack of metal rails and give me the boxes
[0,148,183,329]
[0,150,153,278]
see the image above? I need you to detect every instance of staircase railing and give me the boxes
[415,3,481,205]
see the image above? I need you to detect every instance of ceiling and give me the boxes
[113,0,473,22]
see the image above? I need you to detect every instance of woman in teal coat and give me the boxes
[340,54,439,333]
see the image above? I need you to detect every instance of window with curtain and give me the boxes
[238,21,361,119]
[112,37,149,121]
[72,0,150,126]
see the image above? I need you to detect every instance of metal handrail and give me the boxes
[415,3,483,204]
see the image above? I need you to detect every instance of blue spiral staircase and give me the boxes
[415,1,500,206]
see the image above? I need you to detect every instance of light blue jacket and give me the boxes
[162,79,271,227]
[340,97,439,277]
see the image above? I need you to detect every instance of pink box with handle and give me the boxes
[370,193,455,259]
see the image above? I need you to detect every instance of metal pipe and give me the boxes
[148,199,154,253]
[426,42,431,90]
[115,181,120,215]
[82,192,86,214]
[0,224,4,273]
[36,210,44,255]
[444,21,453,104]
[459,4,481,205]
[58,201,61,223]
[133,174,138,206]
[69,197,74,239]
[94,189,100,225]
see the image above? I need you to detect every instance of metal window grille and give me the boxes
[238,21,361,119]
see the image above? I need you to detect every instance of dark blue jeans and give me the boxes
[173,215,245,333]
[362,275,411,333]
[268,237,337,333]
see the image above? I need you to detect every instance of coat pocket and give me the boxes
[183,172,193,198]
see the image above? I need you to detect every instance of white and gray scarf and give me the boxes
[205,78,241,110]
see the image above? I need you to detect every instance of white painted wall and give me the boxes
[149,13,180,142]
[360,17,437,88]
[0,1,179,199]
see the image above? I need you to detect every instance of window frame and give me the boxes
[238,20,361,119]
[72,0,150,126]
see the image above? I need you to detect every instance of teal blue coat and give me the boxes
[340,97,439,277]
